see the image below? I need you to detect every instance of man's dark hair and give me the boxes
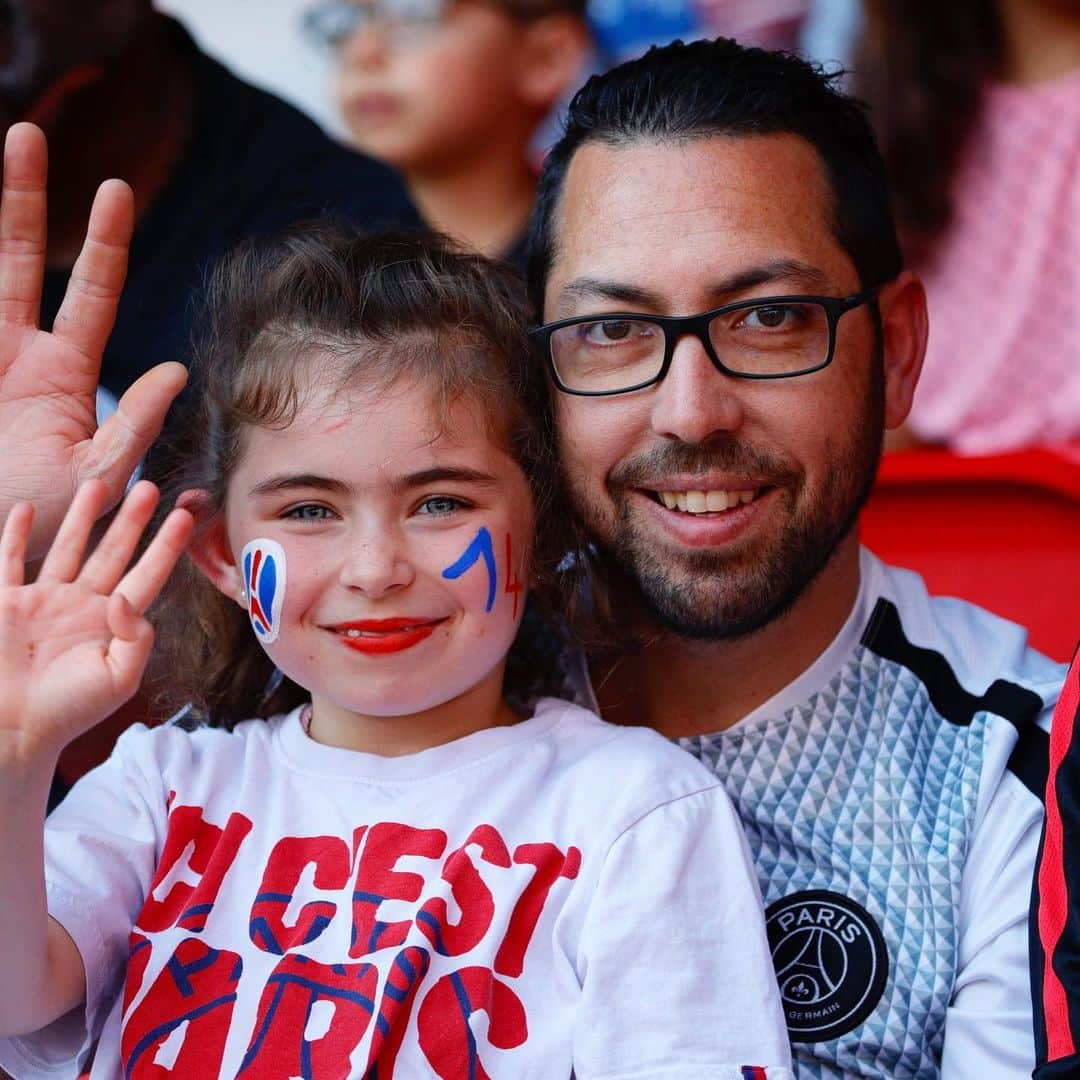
[527,37,902,315]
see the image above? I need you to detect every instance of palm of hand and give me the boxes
[0,580,122,756]
[0,327,99,506]
[0,480,193,765]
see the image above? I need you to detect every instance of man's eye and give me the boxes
[743,305,798,330]
[284,504,335,521]
[579,319,653,345]
[749,306,787,328]
[416,496,464,517]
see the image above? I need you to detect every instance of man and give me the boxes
[2,0,415,400]
[523,39,1066,1077]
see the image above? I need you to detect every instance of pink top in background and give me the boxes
[907,68,1080,454]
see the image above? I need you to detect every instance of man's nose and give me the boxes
[337,529,414,598]
[649,333,746,445]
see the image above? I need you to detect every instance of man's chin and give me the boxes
[631,567,806,642]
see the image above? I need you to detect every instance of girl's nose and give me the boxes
[337,534,414,598]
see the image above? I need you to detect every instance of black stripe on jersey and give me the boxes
[861,597,1045,732]
[1010,724,1051,799]
[1033,818,1052,1069]
[1035,1052,1080,1079]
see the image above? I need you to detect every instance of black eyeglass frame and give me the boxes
[529,288,881,397]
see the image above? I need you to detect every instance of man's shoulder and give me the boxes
[862,553,1065,728]
[858,554,1065,804]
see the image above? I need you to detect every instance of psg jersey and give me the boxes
[547,549,1064,1078]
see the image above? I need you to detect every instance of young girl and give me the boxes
[0,228,791,1079]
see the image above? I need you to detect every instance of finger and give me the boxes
[51,178,134,362]
[0,502,33,586]
[0,122,47,332]
[77,480,160,594]
[86,361,189,500]
[104,592,154,704]
[36,479,110,583]
[116,506,194,614]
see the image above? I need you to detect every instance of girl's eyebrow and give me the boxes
[392,466,500,493]
[249,474,352,497]
[248,467,500,498]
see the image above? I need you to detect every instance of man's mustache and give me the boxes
[606,440,800,489]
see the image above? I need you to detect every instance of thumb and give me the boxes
[104,592,154,702]
[88,361,189,500]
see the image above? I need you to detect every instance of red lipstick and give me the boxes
[331,617,444,656]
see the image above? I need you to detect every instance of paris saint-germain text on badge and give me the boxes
[765,890,888,1043]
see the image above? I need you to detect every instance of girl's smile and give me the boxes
[327,616,448,654]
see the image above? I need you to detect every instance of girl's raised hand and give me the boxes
[0,479,193,766]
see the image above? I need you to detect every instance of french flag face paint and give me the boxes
[241,538,287,644]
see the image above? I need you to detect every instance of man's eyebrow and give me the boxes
[556,260,833,316]
[249,473,353,497]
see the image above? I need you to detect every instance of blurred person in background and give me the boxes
[589,0,809,62]
[857,0,1080,455]
[0,0,416,403]
[304,0,590,269]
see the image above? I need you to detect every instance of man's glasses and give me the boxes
[302,0,447,50]
[529,290,880,396]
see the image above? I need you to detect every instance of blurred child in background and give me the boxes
[304,0,590,269]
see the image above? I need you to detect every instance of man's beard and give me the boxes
[569,379,884,642]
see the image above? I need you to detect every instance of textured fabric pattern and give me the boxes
[678,646,985,1079]
[908,69,1080,452]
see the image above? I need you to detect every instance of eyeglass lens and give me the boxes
[304,0,447,48]
[548,301,833,392]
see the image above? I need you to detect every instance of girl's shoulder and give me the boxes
[109,707,297,776]
[528,696,722,804]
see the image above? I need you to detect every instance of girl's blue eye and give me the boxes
[416,496,463,517]
[284,504,335,521]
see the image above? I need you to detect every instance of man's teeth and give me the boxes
[656,489,757,513]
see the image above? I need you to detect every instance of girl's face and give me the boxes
[219,371,534,731]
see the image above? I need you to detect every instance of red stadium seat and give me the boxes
[860,446,1080,662]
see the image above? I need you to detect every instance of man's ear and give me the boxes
[516,15,591,111]
[177,489,246,609]
[876,270,928,430]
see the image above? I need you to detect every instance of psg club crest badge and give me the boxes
[765,890,889,1043]
[241,539,286,644]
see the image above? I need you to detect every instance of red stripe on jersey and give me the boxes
[1039,652,1080,1060]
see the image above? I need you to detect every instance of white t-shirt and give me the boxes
[0,698,793,1079]
[544,550,1065,1080]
